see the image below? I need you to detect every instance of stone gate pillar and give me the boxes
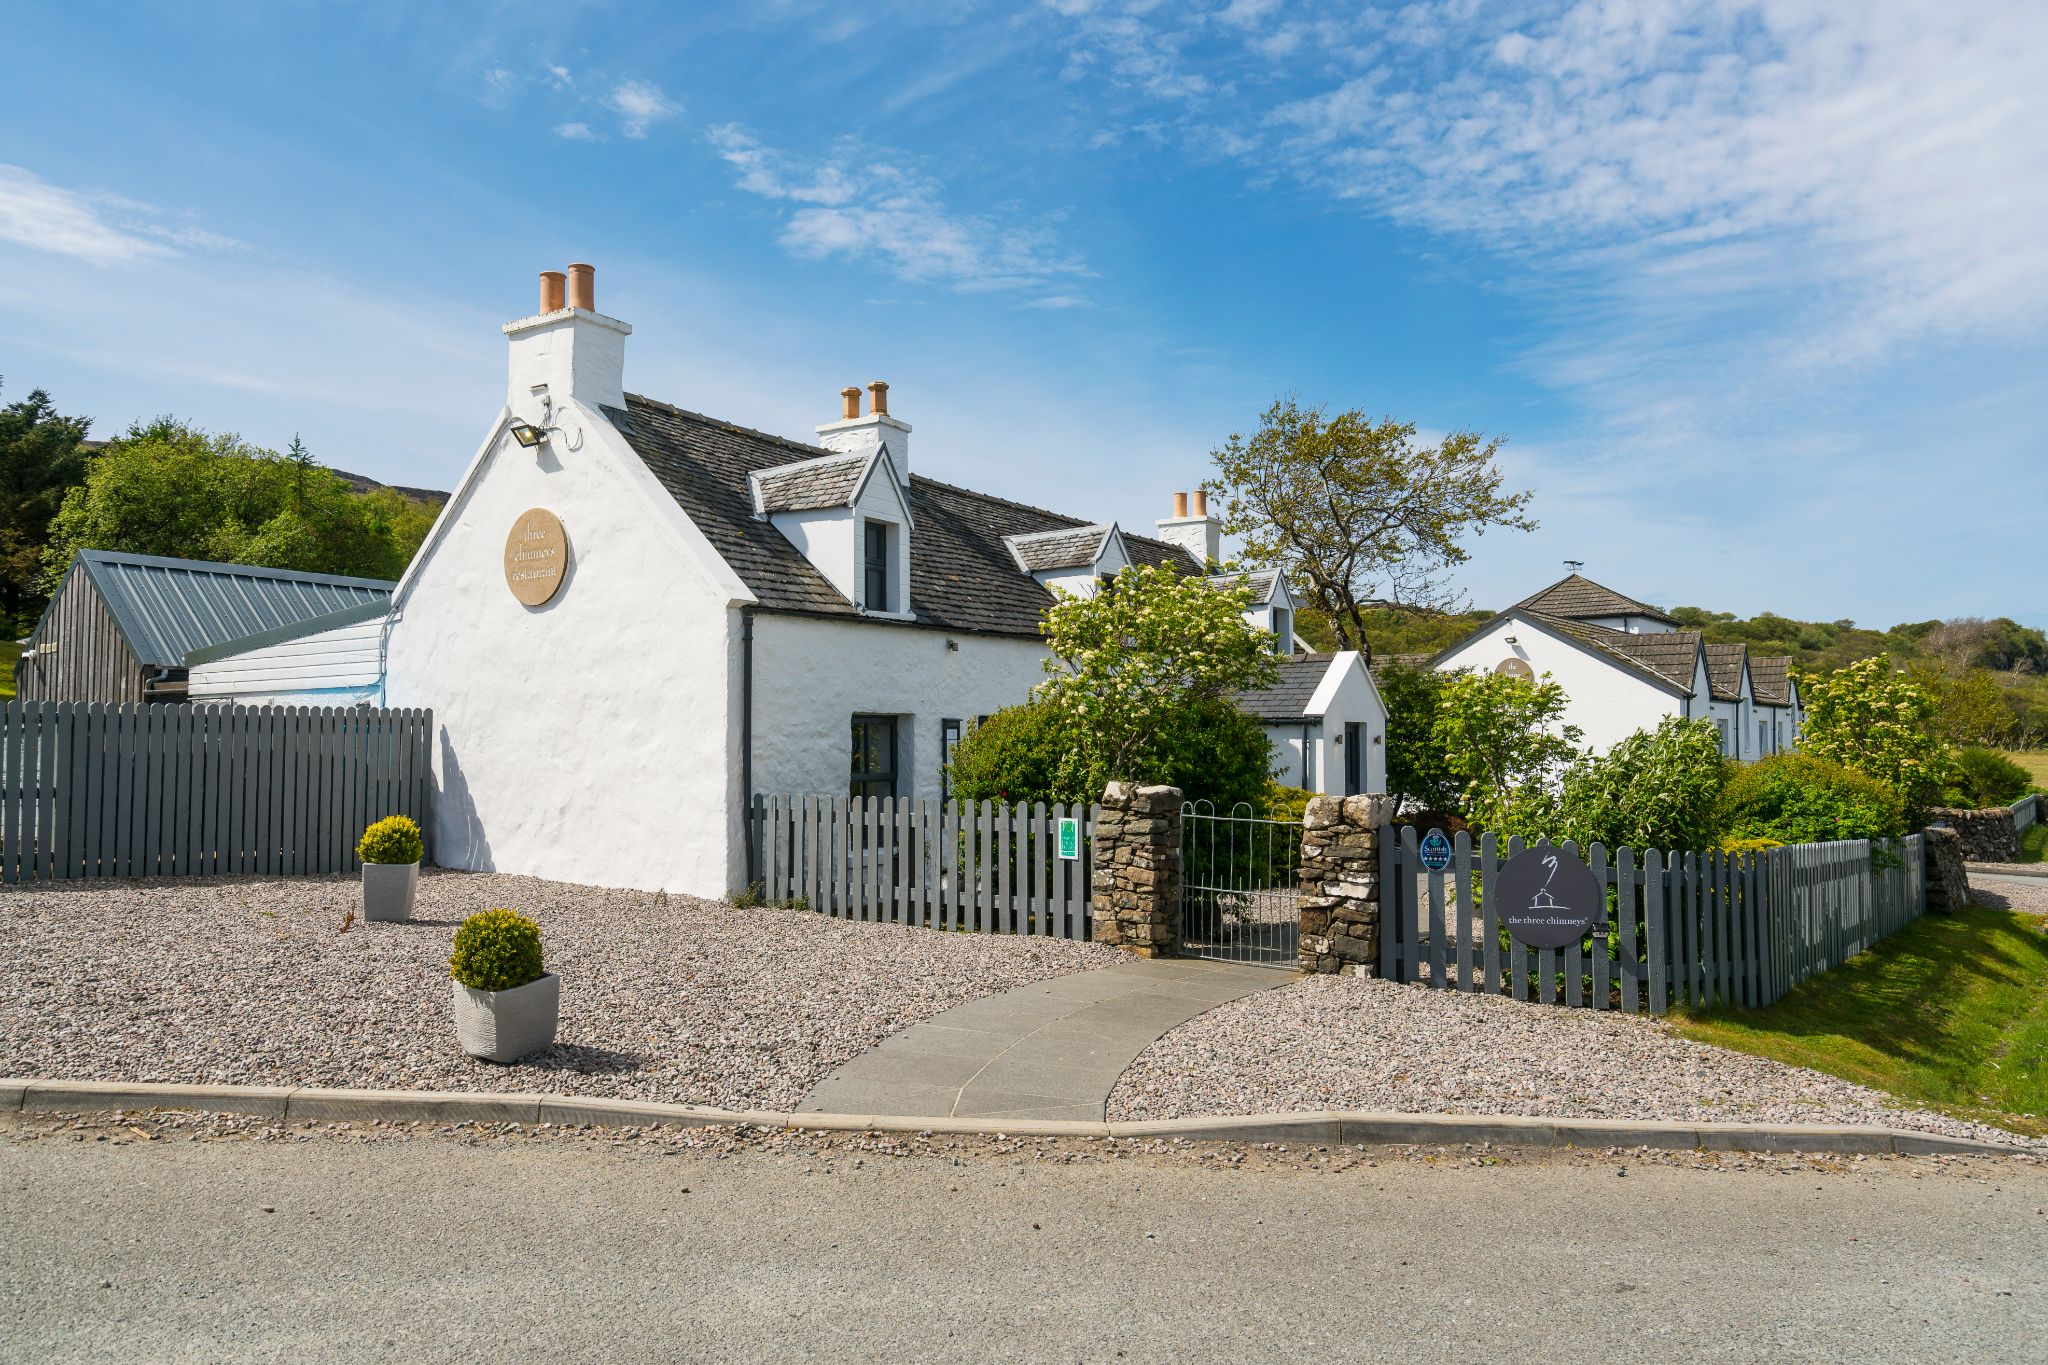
[1091,781,1183,958]
[1298,794,1392,975]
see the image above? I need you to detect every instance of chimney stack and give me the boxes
[1155,485,1221,568]
[504,262,631,419]
[566,263,595,312]
[816,378,913,487]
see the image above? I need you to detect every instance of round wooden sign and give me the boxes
[1497,847,1603,948]
[504,508,568,606]
[1495,657,1534,681]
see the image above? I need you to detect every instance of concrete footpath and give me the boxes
[797,957,1287,1121]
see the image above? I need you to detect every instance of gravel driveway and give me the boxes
[1108,971,2042,1149]
[0,872,1119,1111]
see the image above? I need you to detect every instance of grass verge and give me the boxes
[1671,904,2048,1138]
[1996,750,2048,788]
[2021,822,2047,865]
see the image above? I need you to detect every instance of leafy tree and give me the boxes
[1796,658,1955,817]
[1203,395,1533,661]
[1509,717,1728,851]
[41,417,432,589]
[1906,661,2017,747]
[1375,657,1463,813]
[0,383,89,635]
[1033,561,1279,800]
[1431,669,1581,830]
[1943,748,2033,808]
[1718,753,1908,845]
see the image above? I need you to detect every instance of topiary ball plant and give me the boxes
[358,815,424,866]
[449,909,545,993]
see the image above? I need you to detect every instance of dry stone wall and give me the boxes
[1922,807,2021,864]
[1298,794,1393,976]
[1091,782,1182,958]
[1921,826,1972,912]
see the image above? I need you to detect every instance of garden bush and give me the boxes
[1260,781,1313,825]
[1942,747,2033,808]
[944,703,1067,806]
[1718,752,1907,845]
[357,814,423,865]
[1512,716,1728,851]
[449,909,545,993]
[947,696,1272,812]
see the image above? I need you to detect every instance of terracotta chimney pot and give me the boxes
[1193,489,1209,516]
[867,380,889,417]
[840,386,862,420]
[539,271,566,313]
[1173,491,1188,518]
[566,263,595,312]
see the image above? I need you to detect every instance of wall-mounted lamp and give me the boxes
[508,421,548,449]
[945,638,960,653]
[1503,635,1519,646]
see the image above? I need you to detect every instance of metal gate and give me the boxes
[1179,801,1302,966]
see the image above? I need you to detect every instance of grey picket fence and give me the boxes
[1379,828,1925,1015]
[0,701,434,882]
[750,794,1097,939]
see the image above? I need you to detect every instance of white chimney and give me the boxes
[503,262,632,423]
[1155,488,1220,567]
[814,380,912,487]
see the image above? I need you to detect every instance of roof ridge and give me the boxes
[79,548,397,590]
[623,392,834,462]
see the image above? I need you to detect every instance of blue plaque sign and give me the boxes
[1418,829,1453,871]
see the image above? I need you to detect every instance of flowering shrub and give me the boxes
[357,815,423,865]
[1797,658,1954,815]
[449,909,545,993]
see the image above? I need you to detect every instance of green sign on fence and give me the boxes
[1057,816,1080,861]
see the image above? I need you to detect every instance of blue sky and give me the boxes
[3,1,2043,628]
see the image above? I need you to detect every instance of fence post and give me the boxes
[1296,794,1391,976]
[1089,781,1182,958]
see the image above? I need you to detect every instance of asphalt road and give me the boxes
[3,1123,2044,1363]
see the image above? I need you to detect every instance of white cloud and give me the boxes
[710,125,1091,299]
[555,122,596,141]
[608,79,681,138]
[0,165,243,267]
[480,67,519,107]
[547,64,573,89]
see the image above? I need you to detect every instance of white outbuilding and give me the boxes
[194,265,1384,894]
[1430,573,1801,760]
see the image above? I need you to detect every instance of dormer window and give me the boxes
[1272,607,1292,653]
[863,519,892,611]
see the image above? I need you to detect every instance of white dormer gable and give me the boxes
[1210,568,1299,652]
[750,443,915,618]
[1004,523,1129,599]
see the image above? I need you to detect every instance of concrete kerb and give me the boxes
[0,1079,2023,1157]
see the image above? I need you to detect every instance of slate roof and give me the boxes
[1231,654,1334,722]
[1208,568,1280,605]
[1520,611,1702,693]
[1005,524,1115,572]
[1750,655,1795,706]
[1704,643,1750,702]
[750,452,869,514]
[1515,573,1677,626]
[65,550,394,669]
[606,395,1201,639]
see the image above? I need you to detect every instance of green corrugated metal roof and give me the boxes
[72,550,394,669]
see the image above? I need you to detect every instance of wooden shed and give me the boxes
[15,550,395,704]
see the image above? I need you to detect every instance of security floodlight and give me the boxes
[509,421,547,449]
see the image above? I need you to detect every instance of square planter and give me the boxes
[361,861,419,922]
[451,973,559,1064]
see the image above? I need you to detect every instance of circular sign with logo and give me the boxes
[1495,657,1535,681]
[1418,828,1453,871]
[1496,847,1603,948]
[504,508,568,607]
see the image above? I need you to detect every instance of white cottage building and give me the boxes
[191,266,1383,894]
[1430,573,1801,760]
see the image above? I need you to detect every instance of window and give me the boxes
[940,718,963,802]
[1758,721,1768,755]
[862,520,890,612]
[1272,607,1293,654]
[850,715,897,800]
[1343,722,1363,796]
[1716,718,1731,755]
